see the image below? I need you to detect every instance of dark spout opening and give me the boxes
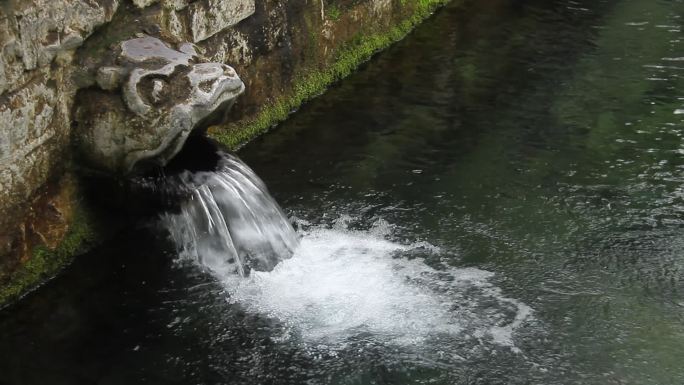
[127,135,225,213]
[83,135,227,219]
[136,134,223,176]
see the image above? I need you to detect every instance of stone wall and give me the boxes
[0,0,450,306]
[0,0,120,304]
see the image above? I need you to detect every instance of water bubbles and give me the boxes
[159,149,533,356]
[222,221,533,354]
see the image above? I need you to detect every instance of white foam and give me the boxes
[159,149,533,354]
[219,222,533,351]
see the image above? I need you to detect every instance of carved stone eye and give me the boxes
[198,80,214,93]
[151,79,165,103]
[138,76,169,106]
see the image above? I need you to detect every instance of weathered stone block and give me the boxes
[0,0,120,94]
[188,0,255,42]
[0,80,57,204]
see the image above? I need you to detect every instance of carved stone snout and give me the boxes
[76,36,245,175]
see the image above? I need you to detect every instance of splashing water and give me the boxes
[222,220,533,352]
[161,151,299,276]
[161,149,532,352]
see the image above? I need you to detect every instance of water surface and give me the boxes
[2,0,684,383]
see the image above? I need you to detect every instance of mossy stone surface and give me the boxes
[0,203,101,308]
[210,0,452,150]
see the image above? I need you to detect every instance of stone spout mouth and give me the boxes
[188,63,246,107]
[209,76,246,110]
[126,68,246,176]
[76,36,246,177]
[187,64,246,130]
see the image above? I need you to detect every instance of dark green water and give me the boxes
[2,0,684,384]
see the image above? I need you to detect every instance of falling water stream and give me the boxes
[2,0,684,384]
[158,142,532,354]
[161,149,298,277]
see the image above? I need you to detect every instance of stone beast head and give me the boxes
[75,36,244,175]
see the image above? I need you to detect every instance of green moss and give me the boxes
[210,0,451,150]
[0,203,100,308]
[327,4,342,21]
[306,27,320,62]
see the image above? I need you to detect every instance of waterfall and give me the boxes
[149,139,531,352]
[160,148,299,277]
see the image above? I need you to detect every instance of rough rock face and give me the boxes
[0,0,447,304]
[0,0,120,274]
[76,36,244,174]
[134,0,256,43]
[0,0,120,210]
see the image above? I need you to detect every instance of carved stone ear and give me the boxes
[96,66,129,91]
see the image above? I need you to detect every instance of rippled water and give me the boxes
[2,0,684,383]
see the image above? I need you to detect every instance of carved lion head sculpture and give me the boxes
[75,36,244,175]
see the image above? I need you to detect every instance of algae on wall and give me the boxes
[209,0,454,149]
[0,174,102,307]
